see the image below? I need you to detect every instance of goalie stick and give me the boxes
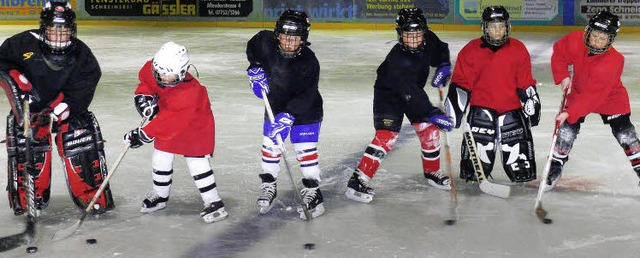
[52,117,147,241]
[0,100,37,252]
[462,109,512,198]
[534,86,569,223]
[438,85,459,224]
[261,90,312,221]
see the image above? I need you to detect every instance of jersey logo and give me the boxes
[23,52,34,60]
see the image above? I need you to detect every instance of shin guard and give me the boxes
[412,122,440,173]
[606,114,640,175]
[356,130,398,179]
[55,112,114,213]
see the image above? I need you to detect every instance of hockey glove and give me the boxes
[124,127,154,148]
[431,65,452,88]
[248,67,269,99]
[517,85,541,126]
[268,113,295,144]
[428,109,454,132]
[134,94,159,121]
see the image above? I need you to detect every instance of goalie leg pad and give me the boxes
[0,71,29,124]
[6,113,53,215]
[604,114,640,174]
[55,111,114,213]
[460,107,498,181]
[412,122,441,173]
[498,109,536,182]
[356,130,399,179]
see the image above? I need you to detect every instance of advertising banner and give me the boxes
[85,0,251,17]
[1,0,76,17]
[458,0,558,23]
[578,0,640,25]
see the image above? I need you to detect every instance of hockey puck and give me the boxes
[26,246,38,253]
[303,243,316,250]
[86,238,98,245]
[543,218,553,224]
[444,219,456,225]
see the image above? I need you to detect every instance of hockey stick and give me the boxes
[261,90,312,220]
[52,117,147,241]
[462,109,512,198]
[437,85,459,224]
[0,100,37,252]
[534,86,569,223]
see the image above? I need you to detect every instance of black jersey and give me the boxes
[374,30,450,114]
[246,30,323,125]
[0,29,101,114]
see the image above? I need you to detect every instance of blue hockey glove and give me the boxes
[248,67,269,99]
[124,127,154,148]
[428,109,454,132]
[268,113,295,144]
[431,65,452,88]
[134,94,159,121]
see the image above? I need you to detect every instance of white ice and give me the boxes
[0,26,639,258]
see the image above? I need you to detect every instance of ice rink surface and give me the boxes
[0,25,640,258]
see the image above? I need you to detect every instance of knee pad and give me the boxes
[357,130,399,178]
[6,114,53,215]
[55,112,114,213]
[460,107,498,180]
[412,123,440,173]
[499,110,536,182]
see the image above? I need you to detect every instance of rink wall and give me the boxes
[2,0,640,33]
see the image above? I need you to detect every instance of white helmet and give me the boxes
[152,42,189,87]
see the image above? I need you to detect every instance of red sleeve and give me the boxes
[450,41,475,91]
[516,43,537,90]
[135,61,158,96]
[551,32,580,85]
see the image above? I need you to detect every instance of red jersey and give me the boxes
[135,61,215,156]
[551,31,629,124]
[451,38,537,114]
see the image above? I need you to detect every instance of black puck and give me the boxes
[86,238,98,245]
[444,219,456,225]
[303,243,315,250]
[26,246,38,253]
[543,218,553,224]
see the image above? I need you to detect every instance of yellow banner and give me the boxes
[0,0,77,17]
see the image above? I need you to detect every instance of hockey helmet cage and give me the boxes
[274,10,311,58]
[38,1,77,66]
[152,42,190,87]
[584,11,620,54]
[395,8,428,53]
[481,6,511,47]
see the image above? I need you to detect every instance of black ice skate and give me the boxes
[543,160,564,192]
[345,172,374,203]
[424,170,451,191]
[297,178,325,220]
[257,173,277,214]
[201,200,228,223]
[140,192,168,214]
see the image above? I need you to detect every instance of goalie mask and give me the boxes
[584,11,620,54]
[395,8,427,53]
[38,0,77,67]
[274,10,311,58]
[152,42,190,87]
[481,6,511,47]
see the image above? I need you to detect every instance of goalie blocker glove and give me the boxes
[124,127,154,148]
[516,85,541,126]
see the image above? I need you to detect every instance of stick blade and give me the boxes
[479,181,511,198]
[535,204,548,221]
[51,220,81,241]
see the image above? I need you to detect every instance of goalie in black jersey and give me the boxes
[0,1,114,216]
[246,10,325,219]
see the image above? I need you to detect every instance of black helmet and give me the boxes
[584,11,620,54]
[481,6,511,46]
[274,10,310,58]
[39,0,77,66]
[395,8,428,53]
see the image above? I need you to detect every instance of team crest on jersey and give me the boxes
[23,52,34,60]
[74,129,87,138]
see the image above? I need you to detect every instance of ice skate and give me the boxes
[257,173,277,214]
[201,200,228,223]
[345,172,374,203]
[543,160,563,192]
[140,192,168,213]
[424,170,451,191]
[297,178,325,220]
